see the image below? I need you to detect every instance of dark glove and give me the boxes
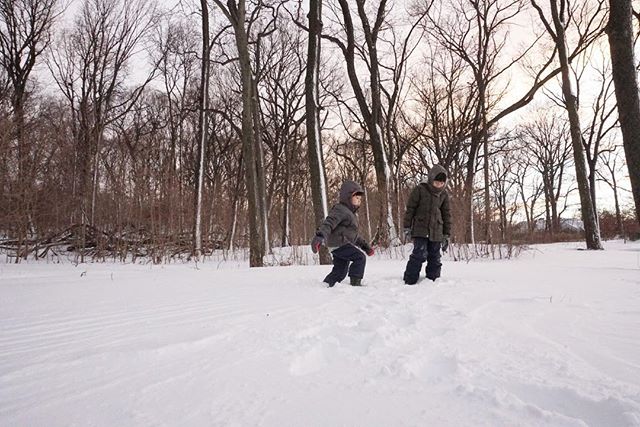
[442,235,449,253]
[311,233,324,254]
[361,242,374,256]
[403,228,412,242]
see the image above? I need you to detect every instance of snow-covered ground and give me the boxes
[1,241,639,426]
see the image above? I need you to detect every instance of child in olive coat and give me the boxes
[402,165,451,284]
[311,180,374,287]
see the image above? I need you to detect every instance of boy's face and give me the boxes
[351,193,363,207]
[433,180,446,189]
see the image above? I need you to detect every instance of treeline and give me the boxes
[0,0,638,264]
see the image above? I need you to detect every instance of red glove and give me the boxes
[362,242,374,256]
[311,234,324,254]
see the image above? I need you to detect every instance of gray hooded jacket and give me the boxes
[316,180,368,249]
[403,164,451,242]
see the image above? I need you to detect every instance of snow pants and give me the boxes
[403,237,442,284]
[324,244,366,285]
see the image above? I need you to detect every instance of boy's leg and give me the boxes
[403,237,428,284]
[324,249,350,286]
[345,246,366,280]
[325,244,367,285]
[425,238,442,281]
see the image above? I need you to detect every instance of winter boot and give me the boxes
[350,277,362,286]
[324,280,336,288]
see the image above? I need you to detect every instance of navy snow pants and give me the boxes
[403,237,442,284]
[324,244,366,285]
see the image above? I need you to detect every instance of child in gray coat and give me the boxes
[311,180,374,287]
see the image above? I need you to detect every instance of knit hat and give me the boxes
[434,172,447,182]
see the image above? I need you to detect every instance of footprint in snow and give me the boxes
[506,383,640,427]
[289,343,327,376]
[381,349,459,383]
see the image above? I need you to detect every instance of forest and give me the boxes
[1,0,639,265]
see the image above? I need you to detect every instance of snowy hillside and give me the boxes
[1,241,639,426]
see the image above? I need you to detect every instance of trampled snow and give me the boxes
[1,241,639,426]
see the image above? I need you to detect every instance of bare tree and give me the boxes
[510,146,545,235]
[378,6,429,238]
[0,0,59,260]
[598,147,628,236]
[422,0,604,245]
[580,55,618,219]
[194,0,210,258]
[520,110,573,234]
[402,45,478,241]
[152,18,199,236]
[546,47,620,222]
[531,0,604,249]
[321,0,399,246]
[205,66,246,250]
[304,0,331,263]
[109,92,164,239]
[606,0,640,225]
[211,0,278,266]
[259,18,307,246]
[48,0,159,261]
[489,149,520,242]
[425,0,529,244]
[0,66,9,220]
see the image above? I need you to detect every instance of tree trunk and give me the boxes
[90,130,103,227]
[251,76,269,255]
[479,78,492,245]
[356,0,397,246]
[363,184,373,241]
[588,165,598,228]
[194,0,210,258]
[550,0,602,249]
[544,184,552,234]
[606,0,640,225]
[0,0,58,260]
[332,0,397,246]
[208,177,218,241]
[282,139,291,247]
[77,126,93,263]
[305,0,331,264]
[482,136,492,244]
[232,1,264,267]
[613,177,623,236]
[228,197,240,252]
[13,88,28,261]
[463,133,482,243]
[228,156,243,252]
[210,0,266,266]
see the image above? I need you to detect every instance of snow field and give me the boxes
[1,241,639,426]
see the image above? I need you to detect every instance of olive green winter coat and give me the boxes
[403,165,451,242]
